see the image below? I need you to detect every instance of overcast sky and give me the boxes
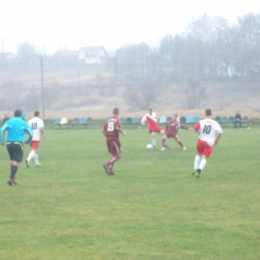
[0,0,258,54]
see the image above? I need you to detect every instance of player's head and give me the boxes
[205,109,212,117]
[34,111,40,117]
[173,114,178,120]
[149,108,153,114]
[14,110,22,117]
[113,107,119,116]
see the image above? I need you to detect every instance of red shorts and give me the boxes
[197,140,213,157]
[149,125,162,133]
[30,141,40,149]
[107,137,121,155]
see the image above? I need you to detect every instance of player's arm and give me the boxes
[116,126,126,136]
[214,125,223,145]
[140,115,146,126]
[40,127,46,139]
[102,128,107,137]
[214,133,222,145]
[180,124,192,130]
[24,125,33,144]
[0,124,9,145]
[194,123,200,134]
[165,121,170,131]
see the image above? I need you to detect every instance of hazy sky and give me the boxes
[0,0,258,54]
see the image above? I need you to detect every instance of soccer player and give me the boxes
[164,114,193,150]
[0,109,33,186]
[102,107,126,175]
[141,108,167,150]
[25,111,46,167]
[192,109,223,178]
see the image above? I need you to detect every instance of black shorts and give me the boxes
[6,142,24,162]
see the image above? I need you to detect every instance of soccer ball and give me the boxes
[146,144,153,150]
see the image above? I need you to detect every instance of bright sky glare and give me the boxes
[0,0,258,54]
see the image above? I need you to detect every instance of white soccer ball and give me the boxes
[146,144,153,150]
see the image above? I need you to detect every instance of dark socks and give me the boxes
[10,164,18,179]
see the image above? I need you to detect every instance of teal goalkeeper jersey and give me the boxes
[0,117,33,145]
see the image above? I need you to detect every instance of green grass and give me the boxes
[0,127,259,260]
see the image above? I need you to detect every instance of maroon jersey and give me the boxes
[165,119,188,137]
[103,117,121,138]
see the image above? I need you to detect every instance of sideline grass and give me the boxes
[0,127,259,260]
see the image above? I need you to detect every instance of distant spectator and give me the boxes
[2,114,10,126]
[234,111,242,127]
[21,107,27,121]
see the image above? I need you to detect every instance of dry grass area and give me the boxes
[1,65,259,120]
[40,80,260,120]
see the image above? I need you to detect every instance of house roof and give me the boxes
[52,50,78,57]
[79,46,109,56]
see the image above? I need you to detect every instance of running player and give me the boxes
[164,114,193,150]
[25,111,46,167]
[102,107,126,175]
[0,109,33,186]
[141,108,166,150]
[192,109,223,178]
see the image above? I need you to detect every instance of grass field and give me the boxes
[0,126,259,260]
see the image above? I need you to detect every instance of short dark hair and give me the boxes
[113,107,119,115]
[14,110,22,117]
[34,111,40,116]
[205,109,212,116]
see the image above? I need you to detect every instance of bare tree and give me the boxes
[236,13,260,80]
[124,80,159,110]
[17,41,37,65]
[184,78,206,109]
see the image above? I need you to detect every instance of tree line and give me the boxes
[0,13,259,112]
[114,13,260,82]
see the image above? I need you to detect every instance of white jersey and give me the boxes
[141,112,157,123]
[195,118,223,146]
[28,117,44,141]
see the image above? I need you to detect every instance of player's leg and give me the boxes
[7,143,22,185]
[192,140,202,175]
[107,152,121,174]
[34,151,41,166]
[103,138,121,175]
[150,131,157,149]
[175,136,186,150]
[192,153,201,175]
[26,141,38,167]
[195,143,213,178]
[160,129,167,150]
[197,155,207,174]
[26,149,35,167]
[8,160,19,185]
[34,142,40,166]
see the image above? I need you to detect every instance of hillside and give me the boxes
[0,64,259,120]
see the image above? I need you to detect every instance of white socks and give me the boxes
[27,151,35,162]
[194,155,201,170]
[34,154,39,165]
[199,158,207,171]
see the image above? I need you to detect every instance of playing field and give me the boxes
[0,126,259,260]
